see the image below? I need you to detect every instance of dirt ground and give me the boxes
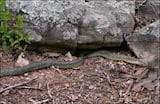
[0,46,159,104]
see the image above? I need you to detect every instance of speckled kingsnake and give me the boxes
[0,50,146,77]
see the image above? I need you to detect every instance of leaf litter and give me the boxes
[0,48,159,104]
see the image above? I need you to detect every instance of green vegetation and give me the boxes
[0,0,31,51]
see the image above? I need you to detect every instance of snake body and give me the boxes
[0,51,146,77]
[88,51,146,65]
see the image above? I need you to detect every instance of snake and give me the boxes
[0,50,147,77]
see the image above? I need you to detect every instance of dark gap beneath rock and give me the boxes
[84,0,89,2]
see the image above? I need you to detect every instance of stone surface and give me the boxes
[6,0,135,49]
[126,20,160,69]
[136,0,160,20]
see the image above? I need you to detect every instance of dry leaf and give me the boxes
[99,97,112,104]
[64,51,76,61]
[132,83,142,92]
[132,72,158,92]
[70,94,78,101]
[134,68,146,76]
[15,53,29,67]
[134,68,148,79]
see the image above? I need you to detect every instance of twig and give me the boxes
[0,77,37,93]
[100,65,112,84]
[47,82,56,104]
[17,86,42,91]
[47,82,53,99]
[29,98,49,104]
[123,79,134,96]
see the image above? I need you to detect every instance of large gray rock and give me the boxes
[6,0,135,49]
[126,20,160,69]
[136,0,160,20]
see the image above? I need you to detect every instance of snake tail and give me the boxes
[0,57,84,77]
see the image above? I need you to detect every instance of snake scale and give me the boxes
[0,50,146,77]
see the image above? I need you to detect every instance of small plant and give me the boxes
[0,0,31,51]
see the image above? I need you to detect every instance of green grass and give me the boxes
[0,0,31,52]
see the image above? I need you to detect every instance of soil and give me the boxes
[0,46,159,104]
